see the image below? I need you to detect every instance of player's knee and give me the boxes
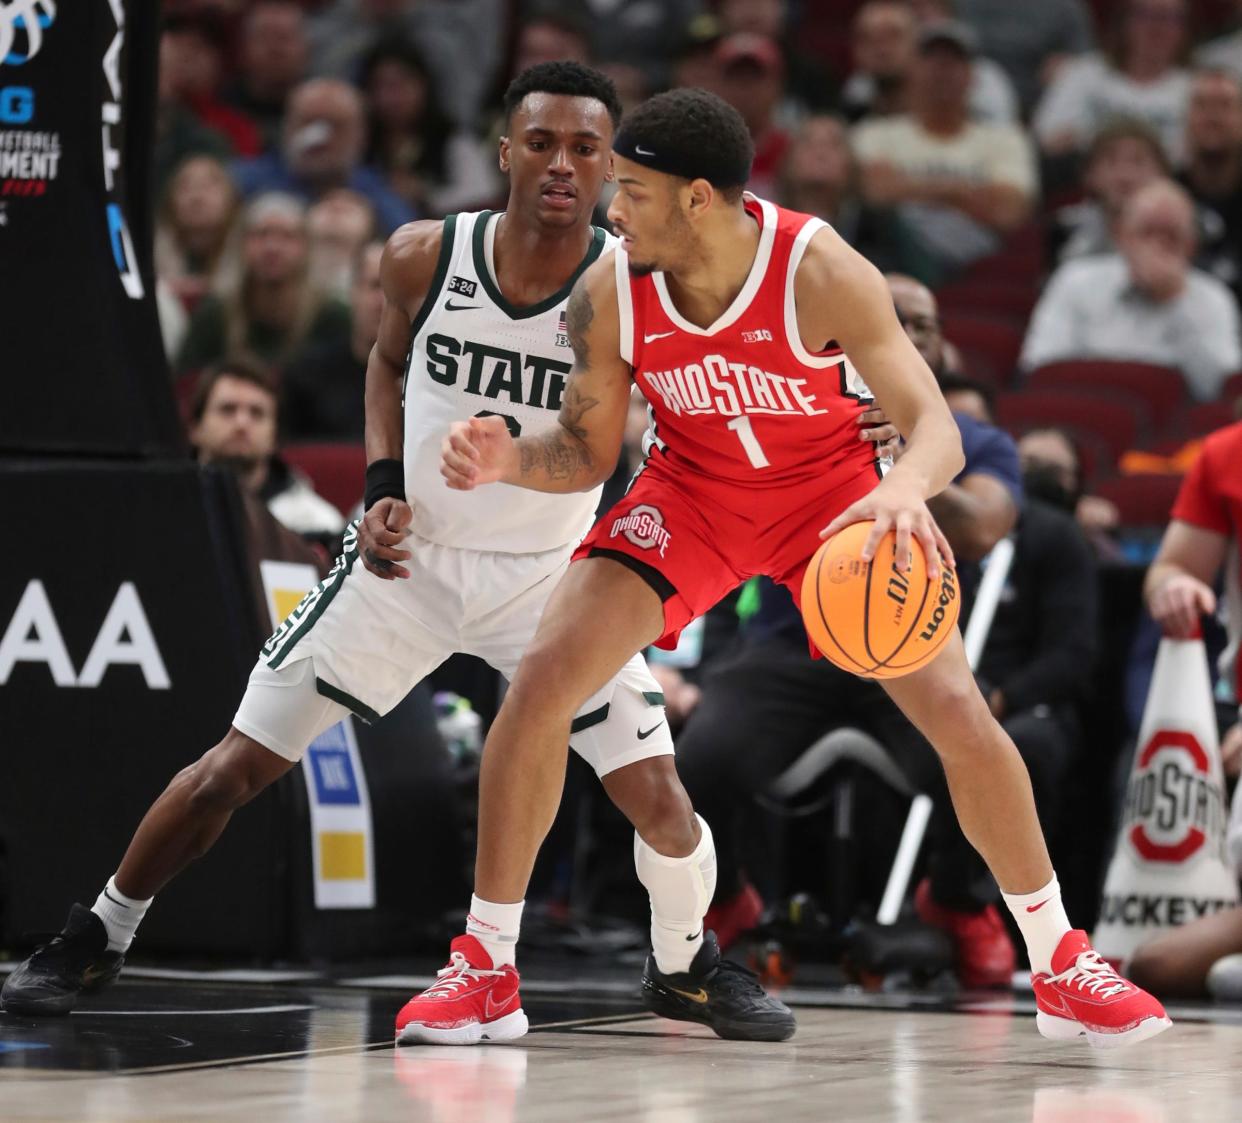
[612,765,697,855]
[184,734,278,815]
[507,645,584,719]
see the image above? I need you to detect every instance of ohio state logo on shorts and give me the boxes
[610,504,672,557]
[1121,730,1229,864]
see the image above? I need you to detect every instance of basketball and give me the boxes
[800,520,959,679]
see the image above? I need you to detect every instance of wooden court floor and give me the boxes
[1,972,1239,1122]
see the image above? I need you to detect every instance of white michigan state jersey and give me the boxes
[402,210,613,553]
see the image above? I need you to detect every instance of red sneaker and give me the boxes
[1032,930,1172,1049]
[395,935,528,1046]
[703,883,764,952]
[915,879,1015,989]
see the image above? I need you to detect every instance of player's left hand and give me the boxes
[856,407,900,457]
[819,476,955,581]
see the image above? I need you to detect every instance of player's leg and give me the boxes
[880,630,1171,1046]
[0,659,346,1016]
[581,664,795,1042]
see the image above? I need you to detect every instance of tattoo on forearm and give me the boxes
[517,383,600,483]
[566,282,594,371]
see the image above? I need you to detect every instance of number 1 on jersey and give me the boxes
[727,416,771,469]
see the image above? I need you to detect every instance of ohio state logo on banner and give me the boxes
[1122,729,1229,865]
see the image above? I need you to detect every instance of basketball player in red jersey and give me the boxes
[428,89,1170,1048]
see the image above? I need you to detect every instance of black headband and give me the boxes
[613,128,751,189]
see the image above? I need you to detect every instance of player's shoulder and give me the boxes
[575,246,622,304]
[794,219,885,301]
[1201,419,1242,464]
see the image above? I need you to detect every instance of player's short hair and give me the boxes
[503,61,623,131]
[613,88,754,202]
[190,357,278,423]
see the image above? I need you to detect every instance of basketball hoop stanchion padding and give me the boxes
[1093,634,1240,966]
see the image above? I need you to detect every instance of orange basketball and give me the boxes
[800,520,959,679]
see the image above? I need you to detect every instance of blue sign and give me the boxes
[0,86,32,124]
[307,724,362,806]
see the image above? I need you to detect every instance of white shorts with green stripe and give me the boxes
[232,523,673,776]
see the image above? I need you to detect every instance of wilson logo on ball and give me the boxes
[1122,730,1229,864]
[917,569,958,643]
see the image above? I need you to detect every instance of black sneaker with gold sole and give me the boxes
[641,931,796,1042]
[2,904,124,1016]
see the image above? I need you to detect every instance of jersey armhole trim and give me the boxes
[407,213,458,341]
[616,247,634,366]
[784,217,842,370]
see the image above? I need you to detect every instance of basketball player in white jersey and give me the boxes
[1,64,793,1044]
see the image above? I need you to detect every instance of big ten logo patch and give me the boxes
[447,275,477,299]
[741,328,773,344]
[1122,730,1230,864]
[611,504,671,557]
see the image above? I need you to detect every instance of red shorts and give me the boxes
[573,454,882,649]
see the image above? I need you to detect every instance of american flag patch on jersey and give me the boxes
[556,311,570,348]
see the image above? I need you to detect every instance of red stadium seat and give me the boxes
[1026,361,1189,432]
[1178,401,1238,439]
[1222,370,1242,403]
[935,279,1037,322]
[996,389,1143,469]
[283,442,366,519]
[940,314,1026,384]
[1094,474,1185,529]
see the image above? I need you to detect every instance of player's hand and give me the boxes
[1148,572,1216,638]
[359,497,413,580]
[857,407,900,458]
[819,477,955,581]
[440,416,517,490]
[1221,723,1242,779]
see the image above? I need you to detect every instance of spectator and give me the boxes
[360,38,496,217]
[1197,0,1242,78]
[1034,0,1192,163]
[307,189,376,301]
[1049,118,1170,265]
[719,0,836,111]
[1020,179,1242,400]
[844,1,1018,125]
[780,115,935,283]
[223,0,311,153]
[1127,422,1242,998]
[189,358,346,543]
[233,78,416,236]
[283,240,384,441]
[155,22,233,191]
[176,192,351,377]
[155,154,241,311]
[1181,68,1242,301]
[938,372,996,423]
[679,276,1026,989]
[512,9,591,75]
[310,0,505,131]
[852,21,1036,279]
[952,0,1095,113]
[161,11,261,159]
[716,33,791,199]
[670,13,725,94]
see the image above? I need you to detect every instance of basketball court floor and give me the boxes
[1,960,1239,1122]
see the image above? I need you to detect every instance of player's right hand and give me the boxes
[359,497,413,580]
[1148,572,1216,638]
[440,416,516,490]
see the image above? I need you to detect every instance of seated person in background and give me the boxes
[1020,179,1242,401]
[1127,426,1242,997]
[307,188,376,301]
[1034,0,1191,163]
[283,240,383,442]
[189,359,346,549]
[779,114,937,284]
[222,0,311,154]
[852,20,1036,279]
[678,276,1026,988]
[233,79,415,237]
[951,0,1094,114]
[1196,0,1242,79]
[1180,68,1242,302]
[1049,118,1169,265]
[155,154,242,311]
[176,192,352,378]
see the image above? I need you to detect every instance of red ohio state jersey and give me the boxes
[617,194,878,486]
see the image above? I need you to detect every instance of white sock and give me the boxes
[465,894,523,968]
[90,875,153,954]
[634,814,717,975]
[1001,875,1072,976]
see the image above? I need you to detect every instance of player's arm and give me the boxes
[360,219,443,579]
[440,253,631,494]
[801,227,965,577]
[1144,521,1228,638]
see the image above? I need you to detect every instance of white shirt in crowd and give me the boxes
[842,57,1020,125]
[1034,53,1191,162]
[1019,255,1242,400]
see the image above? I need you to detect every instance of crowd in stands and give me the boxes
[156,0,1242,993]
